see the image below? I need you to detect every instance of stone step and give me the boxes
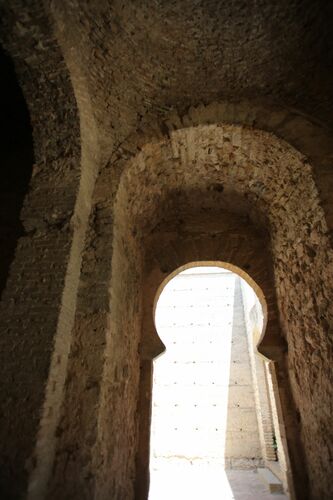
[257,467,284,494]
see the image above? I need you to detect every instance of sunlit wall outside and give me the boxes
[149,266,264,500]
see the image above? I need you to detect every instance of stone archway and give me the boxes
[46,121,333,499]
[102,123,332,500]
[150,264,266,498]
[1,4,333,499]
[136,231,296,499]
[147,262,291,499]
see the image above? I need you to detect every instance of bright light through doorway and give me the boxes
[148,265,289,500]
[149,267,237,499]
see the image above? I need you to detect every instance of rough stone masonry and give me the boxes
[0,1,332,499]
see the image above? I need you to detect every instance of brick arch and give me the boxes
[1,4,333,499]
[107,122,333,499]
[45,119,333,498]
[51,107,333,500]
[111,99,333,241]
[138,209,282,360]
[115,123,332,363]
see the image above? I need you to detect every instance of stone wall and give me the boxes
[241,279,295,496]
[0,5,82,498]
[116,123,332,499]
[241,280,276,463]
[225,276,263,467]
[137,225,291,500]
[0,3,332,498]
[3,118,328,500]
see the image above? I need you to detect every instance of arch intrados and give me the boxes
[115,122,321,241]
[153,260,268,352]
[111,99,333,175]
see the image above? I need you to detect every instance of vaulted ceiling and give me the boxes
[1,1,333,159]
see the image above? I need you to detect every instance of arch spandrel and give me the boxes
[140,226,284,364]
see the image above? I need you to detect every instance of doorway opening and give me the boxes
[148,265,288,499]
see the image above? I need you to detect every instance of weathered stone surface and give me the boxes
[115,124,332,500]
[0,2,332,499]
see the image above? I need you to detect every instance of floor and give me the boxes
[148,460,288,500]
